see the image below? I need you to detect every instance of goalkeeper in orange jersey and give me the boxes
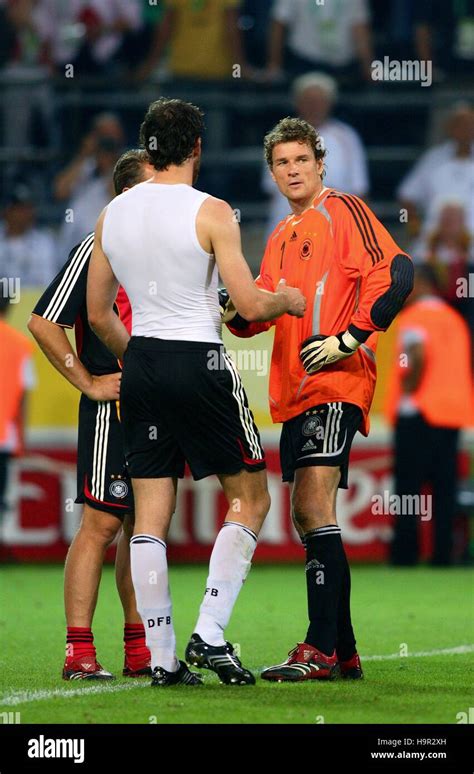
[221,117,414,681]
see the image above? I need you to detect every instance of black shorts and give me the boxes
[280,401,362,488]
[76,394,134,517]
[120,337,266,481]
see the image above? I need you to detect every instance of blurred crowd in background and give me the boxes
[0,0,472,326]
[0,0,473,566]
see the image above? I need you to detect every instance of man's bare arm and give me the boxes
[27,314,121,401]
[87,209,130,360]
[202,198,306,321]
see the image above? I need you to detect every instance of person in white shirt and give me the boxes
[86,97,306,688]
[56,129,123,261]
[54,113,125,203]
[397,103,474,238]
[266,0,373,81]
[0,185,56,287]
[262,72,369,235]
[34,0,142,72]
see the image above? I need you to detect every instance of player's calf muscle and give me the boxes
[220,469,270,532]
[226,491,270,534]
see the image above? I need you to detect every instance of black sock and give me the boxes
[304,525,345,656]
[336,550,357,661]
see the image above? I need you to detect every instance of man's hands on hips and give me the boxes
[84,372,122,401]
[300,331,360,374]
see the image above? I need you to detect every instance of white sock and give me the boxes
[194,521,257,646]
[130,534,178,672]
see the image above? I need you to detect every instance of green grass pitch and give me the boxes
[0,564,473,724]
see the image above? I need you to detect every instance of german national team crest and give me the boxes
[300,239,313,260]
[302,415,322,436]
[109,479,129,499]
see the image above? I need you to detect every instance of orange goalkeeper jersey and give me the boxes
[229,186,412,435]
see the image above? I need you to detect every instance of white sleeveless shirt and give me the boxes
[102,181,221,343]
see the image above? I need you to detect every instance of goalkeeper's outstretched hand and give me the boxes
[300,331,360,374]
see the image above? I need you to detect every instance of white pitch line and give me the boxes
[362,644,474,661]
[0,681,149,707]
[1,645,473,707]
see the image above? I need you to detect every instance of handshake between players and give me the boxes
[32,97,411,687]
[86,101,411,686]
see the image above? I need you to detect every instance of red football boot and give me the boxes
[261,643,338,682]
[339,653,363,679]
[123,653,152,678]
[62,656,115,681]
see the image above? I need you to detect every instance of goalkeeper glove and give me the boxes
[218,288,237,323]
[300,331,360,374]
